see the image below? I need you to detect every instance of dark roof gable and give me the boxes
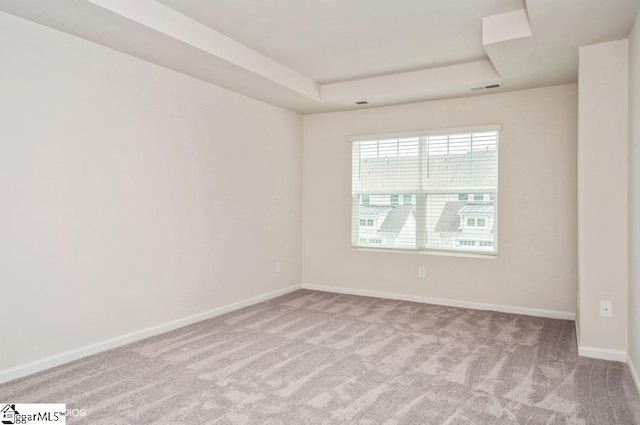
[434,201,466,233]
[379,204,414,234]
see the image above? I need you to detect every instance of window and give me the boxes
[351,126,499,254]
[465,217,486,227]
[359,219,375,227]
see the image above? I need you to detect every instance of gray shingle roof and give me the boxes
[379,204,414,234]
[434,201,466,233]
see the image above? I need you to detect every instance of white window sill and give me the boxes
[352,246,497,259]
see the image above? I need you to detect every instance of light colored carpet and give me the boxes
[1,289,639,424]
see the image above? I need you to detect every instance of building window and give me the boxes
[351,126,499,254]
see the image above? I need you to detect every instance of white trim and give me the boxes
[88,0,320,100]
[627,354,640,395]
[301,283,575,320]
[352,246,497,258]
[578,346,627,362]
[0,284,302,385]
[348,124,502,142]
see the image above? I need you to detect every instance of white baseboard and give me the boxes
[0,284,302,385]
[301,283,575,320]
[573,316,630,365]
[578,346,627,362]
[628,355,640,395]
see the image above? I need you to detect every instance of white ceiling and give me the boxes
[0,0,639,113]
[156,0,524,84]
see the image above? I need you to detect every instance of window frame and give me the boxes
[350,124,500,257]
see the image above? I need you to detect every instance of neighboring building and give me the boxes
[434,199,495,250]
[358,198,416,247]
[358,205,394,245]
[378,204,416,247]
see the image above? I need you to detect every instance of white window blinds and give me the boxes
[351,127,499,255]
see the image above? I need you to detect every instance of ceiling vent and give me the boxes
[469,83,502,92]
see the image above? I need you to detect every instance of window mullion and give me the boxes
[416,136,427,248]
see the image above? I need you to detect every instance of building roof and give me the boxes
[379,204,414,234]
[458,203,494,214]
[360,205,395,216]
[434,201,466,233]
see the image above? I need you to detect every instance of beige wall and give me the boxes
[0,12,302,372]
[629,11,640,378]
[303,85,578,314]
[577,39,629,352]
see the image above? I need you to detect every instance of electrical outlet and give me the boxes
[600,300,613,318]
[275,262,281,274]
[418,266,426,278]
